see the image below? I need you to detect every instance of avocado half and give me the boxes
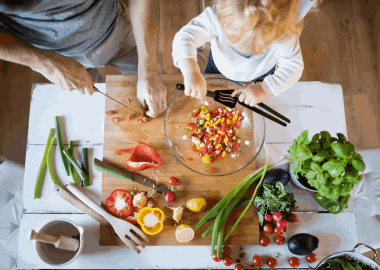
[288,233,319,255]
[263,169,290,186]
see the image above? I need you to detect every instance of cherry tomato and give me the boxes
[306,253,317,264]
[268,258,277,268]
[252,256,263,267]
[273,226,282,236]
[275,235,285,245]
[168,177,181,186]
[191,145,198,152]
[263,224,273,234]
[223,257,233,267]
[260,236,270,247]
[188,157,194,161]
[234,264,244,270]
[187,123,196,133]
[209,167,217,173]
[212,251,222,262]
[289,257,300,268]
[222,245,231,256]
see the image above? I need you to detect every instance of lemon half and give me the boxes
[175,224,194,243]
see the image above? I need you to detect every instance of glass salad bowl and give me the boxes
[164,80,266,176]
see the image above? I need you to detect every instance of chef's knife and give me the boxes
[94,158,168,196]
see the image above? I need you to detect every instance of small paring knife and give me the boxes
[94,158,168,196]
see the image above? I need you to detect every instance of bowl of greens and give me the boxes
[315,244,379,270]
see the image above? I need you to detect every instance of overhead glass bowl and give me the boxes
[164,81,266,176]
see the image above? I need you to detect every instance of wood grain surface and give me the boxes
[100,74,260,246]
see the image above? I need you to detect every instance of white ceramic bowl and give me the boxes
[35,219,84,266]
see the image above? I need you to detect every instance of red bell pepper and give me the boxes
[123,141,163,171]
[115,149,133,155]
[105,189,133,218]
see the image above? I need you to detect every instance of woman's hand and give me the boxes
[41,52,94,95]
[231,84,272,107]
[178,58,207,99]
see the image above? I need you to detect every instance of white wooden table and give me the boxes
[18,81,360,269]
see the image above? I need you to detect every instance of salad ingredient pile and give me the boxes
[186,106,244,164]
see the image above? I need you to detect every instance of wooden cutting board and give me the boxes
[100,74,260,246]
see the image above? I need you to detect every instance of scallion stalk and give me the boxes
[81,148,89,187]
[47,137,60,185]
[63,149,88,182]
[34,128,54,199]
[68,141,77,184]
[55,116,70,176]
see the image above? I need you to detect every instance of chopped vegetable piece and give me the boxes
[115,148,133,155]
[123,141,163,171]
[184,128,190,132]
[55,116,69,176]
[105,110,115,115]
[130,191,135,196]
[188,157,194,161]
[47,137,60,186]
[68,140,77,184]
[34,128,54,199]
[112,117,119,122]
[171,186,179,195]
[63,149,89,182]
[81,148,90,187]
[105,189,133,217]
[209,167,217,173]
[126,114,131,121]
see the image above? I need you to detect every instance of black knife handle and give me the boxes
[175,84,216,99]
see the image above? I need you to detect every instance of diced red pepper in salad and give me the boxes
[185,106,243,164]
[106,110,115,115]
[126,114,131,121]
[105,189,133,217]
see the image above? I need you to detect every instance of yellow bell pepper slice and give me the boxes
[215,144,221,149]
[214,118,222,126]
[224,136,229,144]
[201,155,210,163]
[232,114,239,125]
[205,113,211,120]
[222,151,227,157]
[226,119,230,125]
[201,105,207,111]
[137,207,164,235]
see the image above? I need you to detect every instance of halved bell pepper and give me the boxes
[137,207,165,235]
[105,189,133,217]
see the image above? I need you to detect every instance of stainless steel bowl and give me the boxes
[315,244,379,270]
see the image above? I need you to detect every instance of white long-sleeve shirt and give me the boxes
[172,5,304,96]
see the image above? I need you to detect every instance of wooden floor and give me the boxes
[0,0,379,165]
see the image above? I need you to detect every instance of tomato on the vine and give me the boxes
[234,264,244,270]
[252,256,263,267]
[268,258,277,268]
[263,224,273,234]
[289,257,300,268]
[306,253,317,264]
[222,245,231,256]
[275,235,285,245]
[211,251,222,262]
[273,226,282,236]
[223,257,233,266]
[260,236,270,247]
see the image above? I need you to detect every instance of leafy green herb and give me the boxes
[196,124,201,128]
[130,191,135,196]
[149,189,156,196]
[276,252,280,258]
[320,255,374,270]
[236,136,242,139]
[288,130,366,212]
[184,128,190,132]
[254,182,296,225]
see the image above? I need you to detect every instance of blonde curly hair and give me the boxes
[217,0,303,55]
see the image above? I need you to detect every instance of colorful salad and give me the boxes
[185,105,244,163]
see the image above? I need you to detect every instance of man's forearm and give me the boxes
[0,28,55,73]
[127,0,160,76]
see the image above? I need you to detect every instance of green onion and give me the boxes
[196,124,201,128]
[184,128,189,132]
[55,116,70,176]
[81,148,89,187]
[63,149,89,182]
[130,191,135,196]
[236,136,242,139]
[211,200,228,255]
[205,198,250,222]
[68,141,77,184]
[34,128,54,199]
[47,137,60,186]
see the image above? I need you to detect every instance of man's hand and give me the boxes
[231,84,272,107]
[137,73,167,118]
[42,52,94,95]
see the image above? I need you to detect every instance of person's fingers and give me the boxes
[231,89,243,97]
[184,84,192,97]
[244,97,251,105]
[83,81,94,96]
[249,100,257,107]
[238,92,247,103]
[159,90,168,113]
[145,99,159,118]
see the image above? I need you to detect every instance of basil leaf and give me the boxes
[343,172,357,183]
[321,131,332,142]
[337,133,347,143]
[295,146,312,161]
[354,152,363,161]
[311,133,320,142]
[340,183,353,197]
[317,172,327,186]
[296,130,310,146]
[311,161,322,172]
[330,137,338,143]
[257,210,264,225]
[323,141,331,149]
[314,142,322,150]
[331,142,349,158]
[353,174,363,184]
[291,158,302,174]
[330,163,345,178]
[312,152,326,162]
[331,188,341,200]
[352,158,366,172]
[322,160,339,172]
[332,175,344,185]
[306,171,317,180]
[345,142,355,155]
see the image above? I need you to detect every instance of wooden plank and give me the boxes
[18,212,358,269]
[101,74,263,246]
[27,83,106,145]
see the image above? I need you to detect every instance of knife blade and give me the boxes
[94,158,168,196]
